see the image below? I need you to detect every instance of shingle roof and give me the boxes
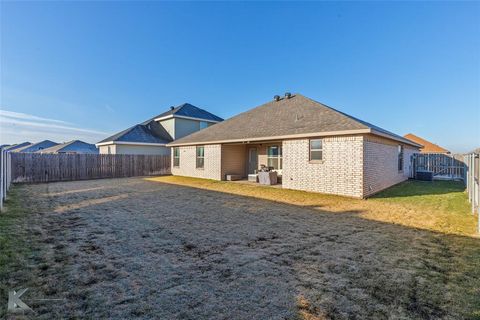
[97,120,172,144]
[4,142,32,151]
[13,140,58,152]
[152,103,223,122]
[403,134,450,154]
[97,103,222,145]
[38,140,99,154]
[169,94,420,147]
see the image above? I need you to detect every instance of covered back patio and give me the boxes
[221,141,283,185]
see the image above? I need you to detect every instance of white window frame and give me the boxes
[173,147,180,167]
[309,139,323,162]
[196,146,205,169]
[267,145,282,170]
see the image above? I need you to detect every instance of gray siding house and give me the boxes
[96,103,223,155]
[12,140,58,153]
[168,93,421,198]
[38,140,98,154]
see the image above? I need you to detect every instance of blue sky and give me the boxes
[1,1,479,152]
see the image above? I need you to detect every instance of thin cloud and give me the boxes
[1,117,108,135]
[0,109,72,125]
[0,109,110,144]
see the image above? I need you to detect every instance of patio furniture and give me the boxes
[258,171,278,185]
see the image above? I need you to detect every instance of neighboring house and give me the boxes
[403,133,450,154]
[38,140,99,154]
[168,93,421,198]
[4,142,32,152]
[12,140,58,153]
[96,103,223,155]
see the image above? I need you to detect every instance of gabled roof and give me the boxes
[97,103,222,145]
[38,140,98,154]
[169,94,421,147]
[403,133,450,154]
[4,142,32,151]
[153,103,223,122]
[13,140,58,152]
[97,119,172,145]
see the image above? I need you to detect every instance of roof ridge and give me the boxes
[173,103,190,114]
[169,93,420,147]
[297,94,370,130]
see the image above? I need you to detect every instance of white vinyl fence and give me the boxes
[465,152,480,234]
[410,153,465,180]
[0,147,13,211]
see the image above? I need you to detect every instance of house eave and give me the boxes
[370,129,423,148]
[167,128,424,148]
[167,129,372,147]
[96,141,168,147]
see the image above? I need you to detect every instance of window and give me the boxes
[267,145,282,170]
[196,146,205,169]
[107,146,111,154]
[310,139,323,161]
[398,145,404,171]
[173,147,180,167]
[199,121,208,130]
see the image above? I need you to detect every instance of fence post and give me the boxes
[472,154,476,215]
[0,149,3,212]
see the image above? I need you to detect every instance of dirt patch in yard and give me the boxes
[1,177,479,319]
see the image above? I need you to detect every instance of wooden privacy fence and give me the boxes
[464,152,480,234]
[411,153,465,180]
[0,148,13,211]
[10,153,171,183]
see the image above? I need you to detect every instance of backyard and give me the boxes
[0,177,479,319]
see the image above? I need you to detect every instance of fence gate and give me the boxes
[411,153,465,180]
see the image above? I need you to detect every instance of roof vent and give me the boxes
[285,92,292,99]
[170,106,175,110]
[273,95,281,102]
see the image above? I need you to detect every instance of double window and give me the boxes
[398,145,404,171]
[173,147,180,167]
[196,146,205,169]
[310,139,323,161]
[267,145,282,170]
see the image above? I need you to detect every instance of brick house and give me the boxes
[403,133,450,154]
[167,94,421,198]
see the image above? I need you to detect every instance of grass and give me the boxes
[370,180,474,235]
[146,176,477,236]
[145,176,480,318]
[0,185,36,317]
[1,177,478,318]
[0,186,30,275]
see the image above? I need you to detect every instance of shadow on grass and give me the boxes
[372,179,466,198]
[2,178,479,319]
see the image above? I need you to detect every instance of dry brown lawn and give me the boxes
[147,176,477,236]
[0,176,479,319]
